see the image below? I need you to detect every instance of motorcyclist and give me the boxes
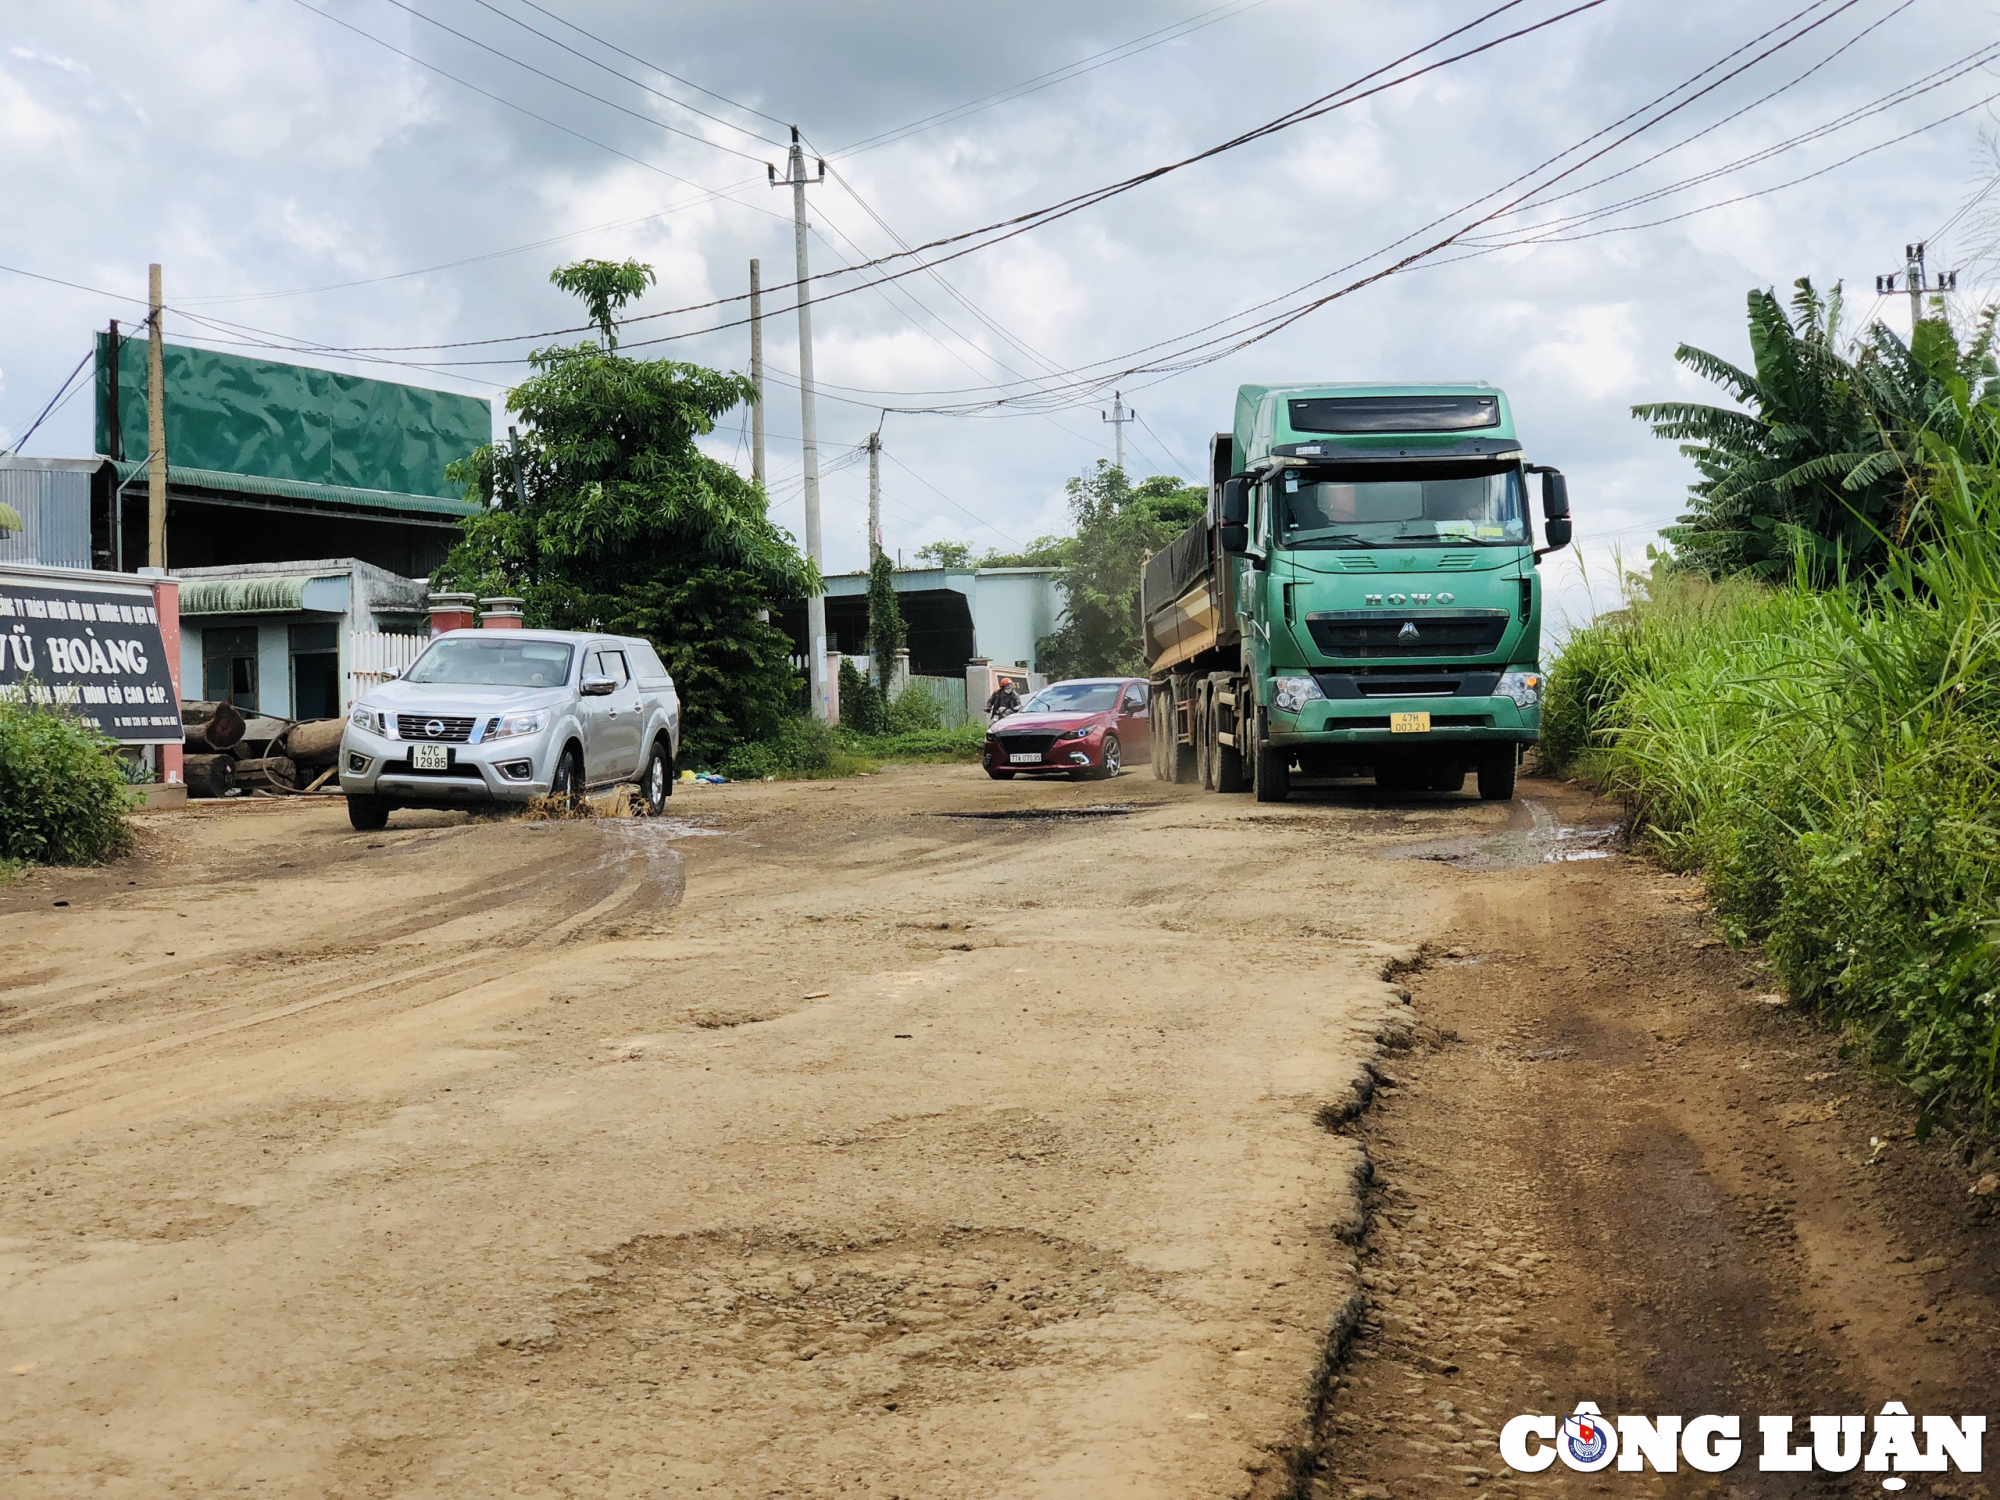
[985,677,1022,721]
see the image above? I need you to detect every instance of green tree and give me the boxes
[438,260,813,768]
[866,551,903,691]
[550,258,655,349]
[1037,463,1204,678]
[912,540,971,569]
[1634,279,2000,580]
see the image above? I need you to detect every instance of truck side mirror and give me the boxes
[1539,469,1572,552]
[1219,477,1249,526]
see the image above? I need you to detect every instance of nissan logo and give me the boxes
[425,719,446,738]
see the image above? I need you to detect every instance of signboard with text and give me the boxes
[0,577,181,744]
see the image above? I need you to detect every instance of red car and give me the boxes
[984,677,1151,780]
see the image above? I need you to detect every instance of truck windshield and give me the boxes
[1276,463,1526,548]
[405,638,575,687]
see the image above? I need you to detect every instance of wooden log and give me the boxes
[184,701,246,752]
[184,753,236,799]
[233,755,297,789]
[283,717,346,767]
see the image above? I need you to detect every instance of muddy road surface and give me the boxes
[2,768,1992,1499]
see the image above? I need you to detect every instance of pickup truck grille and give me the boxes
[396,714,477,743]
[1304,609,1510,659]
[990,732,1058,757]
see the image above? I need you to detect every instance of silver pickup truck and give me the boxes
[338,629,680,831]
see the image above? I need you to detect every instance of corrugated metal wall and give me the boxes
[0,465,92,569]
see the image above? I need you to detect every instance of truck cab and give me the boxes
[1142,382,1571,802]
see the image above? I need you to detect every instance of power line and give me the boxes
[359,0,774,163]
[2,347,95,456]
[254,0,1604,356]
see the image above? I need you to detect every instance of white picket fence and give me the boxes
[346,631,427,707]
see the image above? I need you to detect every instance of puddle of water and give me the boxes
[1384,798,1624,872]
[937,804,1143,822]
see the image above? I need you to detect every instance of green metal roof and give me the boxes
[113,460,481,518]
[178,573,351,616]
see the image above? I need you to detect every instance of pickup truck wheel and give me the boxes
[550,745,583,810]
[346,795,390,832]
[1477,746,1518,802]
[638,739,672,815]
[1252,710,1290,803]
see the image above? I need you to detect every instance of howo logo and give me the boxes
[1363,593,1456,606]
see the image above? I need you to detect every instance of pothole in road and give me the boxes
[1383,797,1624,871]
[934,804,1145,822]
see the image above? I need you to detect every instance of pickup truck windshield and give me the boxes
[1277,462,1526,548]
[406,639,575,687]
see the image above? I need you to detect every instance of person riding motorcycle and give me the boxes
[985,678,1022,721]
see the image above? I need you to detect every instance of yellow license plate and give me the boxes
[1390,711,1432,734]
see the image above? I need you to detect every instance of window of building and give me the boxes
[202,626,260,711]
[290,622,340,720]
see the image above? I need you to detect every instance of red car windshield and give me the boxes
[1020,682,1121,713]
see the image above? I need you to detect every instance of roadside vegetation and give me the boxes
[1549,280,2000,1133]
[0,697,134,867]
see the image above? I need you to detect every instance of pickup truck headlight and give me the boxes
[488,708,549,740]
[1271,676,1326,715]
[1496,670,1543,707]
[348,704,384,735]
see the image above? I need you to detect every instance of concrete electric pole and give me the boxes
[866,430,881,563]
[772,129,828,719]
[1103,390,1134,473]
[1877,242,1958,330]
[146,263,167,569]
[748,258,766,493]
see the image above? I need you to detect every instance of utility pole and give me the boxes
[508,425,528,507]
[146,263,167,569]
[772,128,828,719]
[1877,241,1959,330]
[748,258,766,492]
[105,319,122,460]
[1103,390,1134,473]
[865,430,882,563]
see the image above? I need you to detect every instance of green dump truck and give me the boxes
[1140,382,1571,802]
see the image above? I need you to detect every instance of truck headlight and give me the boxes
[489,708,549,740]
[1496,670,1543,707]
[1271,676,1325,715]
[348,704,383,734]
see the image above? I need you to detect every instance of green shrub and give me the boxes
[0,698,134,865]
[721,714,870,780]
[1546,470,2000,1130]
[841,722,986,763]
[885,684,943,735]
[837,658,885,736]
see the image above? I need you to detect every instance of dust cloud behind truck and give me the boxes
[1139,383,1571,803]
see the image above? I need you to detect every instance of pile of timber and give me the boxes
[181,703,348,798]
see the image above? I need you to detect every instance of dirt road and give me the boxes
[2,768,1993,1498]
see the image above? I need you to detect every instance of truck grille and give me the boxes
[990,732,1058,757]
[1304,609,1510,659]
[396,714,477,743]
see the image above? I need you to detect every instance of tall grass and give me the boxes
[1545,461,2000,1131]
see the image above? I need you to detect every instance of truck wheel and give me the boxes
[637,738,672,815]
[1148,692,1169,779]
[1252,709,1290,803]
[346,795,390,832]
[1169,678,1199,784]
[1195,685,1215,790]
[1211,675,1247,794]
[1477,746,1518,801]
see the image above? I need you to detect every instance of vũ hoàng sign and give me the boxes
[0,578,181,744]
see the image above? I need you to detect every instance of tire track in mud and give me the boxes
[1302,784,2000,1500]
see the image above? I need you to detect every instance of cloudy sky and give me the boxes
[4,0,1997,626]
